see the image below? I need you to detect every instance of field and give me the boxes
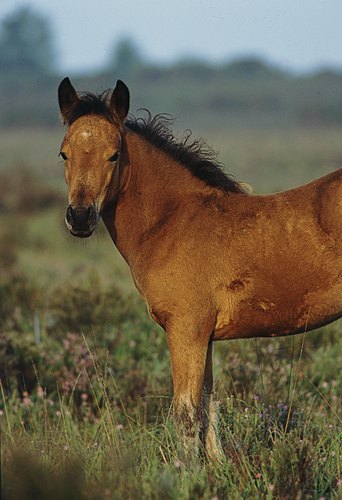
[0,126,341,499]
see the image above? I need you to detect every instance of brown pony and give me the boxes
[58,77,342,461]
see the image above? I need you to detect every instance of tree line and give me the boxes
[1,6,342,128]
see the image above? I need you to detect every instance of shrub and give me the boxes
[0,273,41,331]
[0,165,63,214]
[47,273,142,337]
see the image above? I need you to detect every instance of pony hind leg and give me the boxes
[200,340,224,462]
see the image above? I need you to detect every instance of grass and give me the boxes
[0,125,342,498]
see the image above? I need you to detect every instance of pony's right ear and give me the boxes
[58,77,79,123]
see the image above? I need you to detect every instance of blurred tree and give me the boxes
[225,57,282,79]
[109,37,144,78]
[171,56,211,80]
[0,6,56,76]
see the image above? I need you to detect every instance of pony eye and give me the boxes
[108,152,119,162]
[59,151,68,161]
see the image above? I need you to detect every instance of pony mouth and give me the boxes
[65,216,97,238]
[69,228,95,238]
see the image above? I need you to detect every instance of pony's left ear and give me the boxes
[110,80,130,122]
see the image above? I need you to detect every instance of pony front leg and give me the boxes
[167,324,211,462]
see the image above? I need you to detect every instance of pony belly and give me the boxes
[214,289,342,341]
[213,298,282,340]
[213,314,342,341]
[213,314,289,340]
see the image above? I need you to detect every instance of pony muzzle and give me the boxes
[65,204,99,238]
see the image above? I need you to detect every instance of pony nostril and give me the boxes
[87,205,98,226]
[66,205,74,225]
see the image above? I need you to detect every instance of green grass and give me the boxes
[208,126,342,193]
[1,126,341,498]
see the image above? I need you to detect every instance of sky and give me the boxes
[1,0,342,74]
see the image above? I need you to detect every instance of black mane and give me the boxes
[65,90,116,125]
[126,113,243,193]
[67,91,244,193]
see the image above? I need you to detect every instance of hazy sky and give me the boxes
[1,0,342,74]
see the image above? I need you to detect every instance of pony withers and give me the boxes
[58,77,342,461]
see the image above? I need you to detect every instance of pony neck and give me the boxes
[101,128,204,264]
